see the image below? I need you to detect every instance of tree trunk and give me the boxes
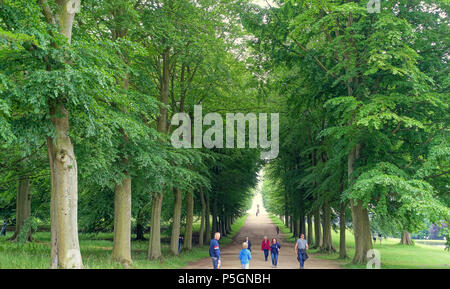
[205,193,211,242]
[227,216,232,233]
[170,188,182,255]
[47,104,82,269]
[321,201,336,253]
[400,231,413,245]
[184,191,194,250]
[339,202,347,259]
[112,176,132,267]
[313,207,322,248]
[147,39,170,260]
[148,193,163,259]
[212,195,218,233]
[292,216,298,238]
[41,0,82,269]
[10,177,31,242]
[199,188,206,247]
[300,213,306,235]
[348,144,372,264]
[307,214,313,245]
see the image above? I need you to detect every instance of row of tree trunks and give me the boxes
[10,177,31,242]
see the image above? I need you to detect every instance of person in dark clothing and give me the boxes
[244,236,252,252]
[1,218,7,236]
[178,235,184,253]
[276,226,280,235]
[209,232,221,269]
[270,238,281,268]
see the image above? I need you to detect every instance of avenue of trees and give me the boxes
[253,0,449,263]
[0,0,263,268]
[0,0,448,268]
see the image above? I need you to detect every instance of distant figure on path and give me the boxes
[378,233,382,244]
[270,238,281,268]
[373,235,376,243]
[209,232,221,269]
[294,233,309,269]
[244,236,252,252]
[238,242,252,269]
[261,236,270,261]
[178,235,184,253]
[276,226,280,235]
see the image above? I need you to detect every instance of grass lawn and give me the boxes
[269,214,450,269]
[0,214,248,269]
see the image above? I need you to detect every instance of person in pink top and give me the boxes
[261,236,271,262]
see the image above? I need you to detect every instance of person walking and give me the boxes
[270,238,281,268]
[238,242,252,269]
[261,236,270,262]
[1,218,7,236]
[209,232,221,269]
[378,233,383,244]
[244,236,252,252]
[178,235,184,254]
[276,226,280,236]
[294,233,309,269]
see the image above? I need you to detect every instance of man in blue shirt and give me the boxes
[209,232,221,269]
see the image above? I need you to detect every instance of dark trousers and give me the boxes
[271,252,278,266]
[298,250,305,268]
[263,249,269,261]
